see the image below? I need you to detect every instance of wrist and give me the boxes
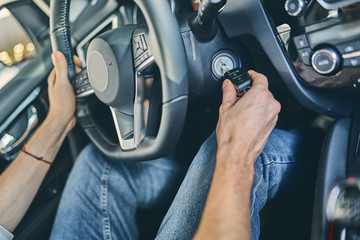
[216,151,256,180]
[43,115,70,135]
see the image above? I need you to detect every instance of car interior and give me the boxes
[0,0,360,239]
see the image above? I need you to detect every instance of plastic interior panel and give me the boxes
[311,118,350,240]
[217,0,357,118]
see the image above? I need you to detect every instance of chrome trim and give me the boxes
[0,0,18,6]
[164,95,188,105]
[0,87,40,134]
[110,107,136,150]
[110,56,155,151]
[136,56,155,71]
[326,178,360,223]
[326,183,342,221]
[317,0,360,10]
[133,56,154,147]
[311,49,339,75]
[340,228,346,240]
[0,134,14,153]
[285,0,305,17]
[170,0,176,13]
[343,51,360,59]
[76,89,94,98]
[76,14,119,65]
[0,105,38,154]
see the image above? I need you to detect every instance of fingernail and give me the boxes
[52,52,62,62]
[55,51,62,60]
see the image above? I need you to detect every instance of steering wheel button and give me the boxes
[133,34,149,63]
[293,34,309,49]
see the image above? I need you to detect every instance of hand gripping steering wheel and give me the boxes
[50,0,188,161]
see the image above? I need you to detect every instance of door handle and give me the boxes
[0,105,38,155]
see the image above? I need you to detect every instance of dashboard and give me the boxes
[269,0,360,90]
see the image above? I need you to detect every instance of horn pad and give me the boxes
[87,25,137,115]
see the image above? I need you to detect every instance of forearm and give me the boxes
[0,116,69,231]
[194,155,255,240]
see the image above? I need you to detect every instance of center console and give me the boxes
[263,0,360,239]
[282,1,360,90]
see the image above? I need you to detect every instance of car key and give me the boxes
[221,65,252,93]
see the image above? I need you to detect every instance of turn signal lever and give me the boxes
[190,0,227,42]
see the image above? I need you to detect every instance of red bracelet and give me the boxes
[21,146,52,166]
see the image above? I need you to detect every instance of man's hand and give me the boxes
[216,70,281,168]
[194,71,281,240]
[47,51,82,132]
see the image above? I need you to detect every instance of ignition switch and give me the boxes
[211,51,238,79]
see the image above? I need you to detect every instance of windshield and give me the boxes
[0,7,36,89]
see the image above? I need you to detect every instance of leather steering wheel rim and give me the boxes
[49,0,188,161]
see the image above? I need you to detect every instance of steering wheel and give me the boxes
[50,0,188,161]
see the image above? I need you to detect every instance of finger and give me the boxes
[75,66,82,74]
[73,56,83,67]
[248,70,268,89]
[52,51,69,83]
[47,69,56,86]
[221,79,237,112]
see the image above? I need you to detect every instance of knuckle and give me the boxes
[257,88,270,100]
[219,105,225,114]
[274,101,281,113]
[254,73,267,83]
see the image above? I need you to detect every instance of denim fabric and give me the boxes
[50,145,183,240]
[156,129,303,240]
[50,128,304,240]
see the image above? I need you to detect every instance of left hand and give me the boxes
[47,51,82,132]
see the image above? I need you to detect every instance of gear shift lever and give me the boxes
[190,0,227,42]
[326,178,360,227]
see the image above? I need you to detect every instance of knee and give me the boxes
[260,128,304,165]
[65,143,105,187]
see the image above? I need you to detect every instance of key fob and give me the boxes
[222,68,252,93]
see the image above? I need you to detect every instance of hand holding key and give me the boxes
[216,70,281,166]
[221,65,253,94]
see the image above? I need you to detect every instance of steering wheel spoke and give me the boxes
[110,107,137,150]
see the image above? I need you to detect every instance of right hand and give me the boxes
[216,70,281,167]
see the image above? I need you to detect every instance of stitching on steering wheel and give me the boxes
[59,0,75,73]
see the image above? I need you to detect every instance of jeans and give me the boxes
[50,128,306,240]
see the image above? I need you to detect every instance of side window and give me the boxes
[0,7,36,89]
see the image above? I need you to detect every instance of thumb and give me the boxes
[221,79,237,111]
[52,51,69,83]
[248,70,268,89]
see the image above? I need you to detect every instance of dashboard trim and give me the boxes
[76,14,119,65]
[343,51,360,59]
[0,87,40,134]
